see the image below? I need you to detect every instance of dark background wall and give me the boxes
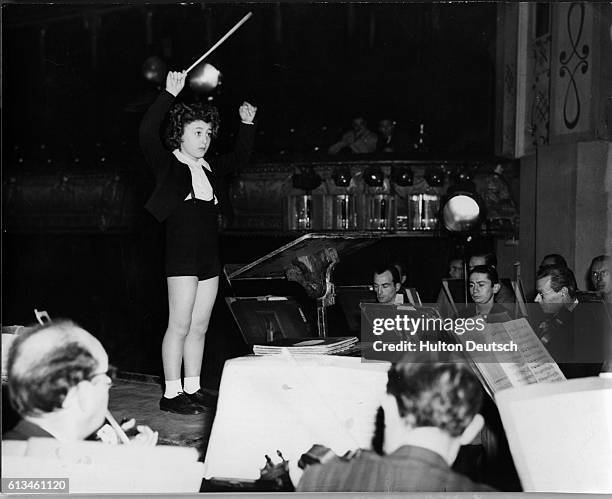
[2,3,500,382]
[3,3,497,160]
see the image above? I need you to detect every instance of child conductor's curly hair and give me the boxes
[165,101,220,150]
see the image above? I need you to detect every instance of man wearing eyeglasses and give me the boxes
[535,265,604,378]
[3,320,156,444]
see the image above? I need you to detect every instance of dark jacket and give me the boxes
[3,419,54,440]
[537,301,605,378]
[139,90,256,223]
[297,445,495,492]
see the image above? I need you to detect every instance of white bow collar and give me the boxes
[172,149,211,171]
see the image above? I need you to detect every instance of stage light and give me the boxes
[142,56,167,85]
[292,166,322,191]
[188,63,222,93]
[440,184,485,233]
[450,166,474,184]
[332,166,352,187]
[424,167,445,187]
[363,165,384,187]
[391,165,414,186]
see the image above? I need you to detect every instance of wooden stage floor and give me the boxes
[107,373,217,458]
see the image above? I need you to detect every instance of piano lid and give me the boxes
[227,232,381,280]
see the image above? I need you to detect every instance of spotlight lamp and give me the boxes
[440,185,486,233]
[188,63,222,93]
[363,165,385,187]
[292,166,322,191]
[424,168,445,187]
[142,56,167,84]
[332,166,352,187]
[391,165,414,187]
[450,166,474,185]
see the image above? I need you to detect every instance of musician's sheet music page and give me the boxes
[503,318,565,382]
[484,322,537,387]
[478,362,514,393]
[500,386,612,492]
[203,355,389,480]
[460,319,564,393]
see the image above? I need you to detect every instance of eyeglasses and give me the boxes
[88,365,118,387]
[591,270,609,280]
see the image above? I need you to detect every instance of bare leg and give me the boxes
[162,276,198,381]
[183,276,219,378]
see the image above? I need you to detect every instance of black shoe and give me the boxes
[184,388,218,408]
[160,393,204,415]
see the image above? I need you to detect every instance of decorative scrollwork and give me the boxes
[529,36,551,145]
[558,3,589,130]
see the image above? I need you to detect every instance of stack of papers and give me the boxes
[253,337,358,356]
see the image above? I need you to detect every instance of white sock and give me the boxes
[183,376,201,394]
[164,379,183,399]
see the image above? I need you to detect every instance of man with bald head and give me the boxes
[4,320,147,442]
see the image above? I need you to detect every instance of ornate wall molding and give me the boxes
[528,34,552,147]
[558,3,590,130]
[550,2,594,139]
[497,2,603,152]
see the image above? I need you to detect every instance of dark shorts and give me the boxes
[165,198,220,281]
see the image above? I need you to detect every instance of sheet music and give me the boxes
[203,355,389,480]
[460,318,564,396]
[478,362,515,393]
[503,318,565,383]
[497,379,612,492]
[5,438,205,493]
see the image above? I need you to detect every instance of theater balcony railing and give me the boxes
[2,154,518,238]
[225,155,519,239]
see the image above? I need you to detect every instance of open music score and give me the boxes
[456,318,565,398]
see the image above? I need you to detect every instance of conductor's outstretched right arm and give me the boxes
[139,70,186,176]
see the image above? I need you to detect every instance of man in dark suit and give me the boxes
[3,320,155,443]
[297,362,494,492]
[535,265,605,378]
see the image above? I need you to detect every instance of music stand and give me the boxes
[227,233,380,337]
[225,296,312,344]
[335,285,376,333]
